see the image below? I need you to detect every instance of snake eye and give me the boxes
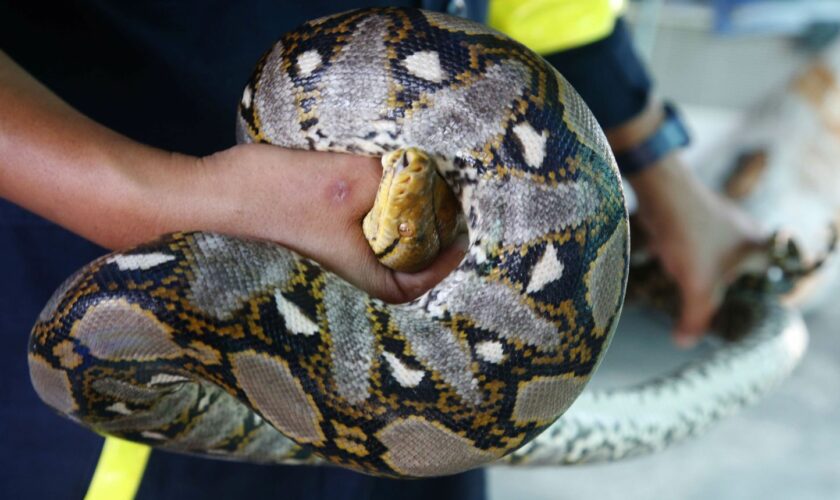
[398,222,414,237]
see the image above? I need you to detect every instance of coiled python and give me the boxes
[27,7,809,477]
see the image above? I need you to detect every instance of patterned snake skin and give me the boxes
[505,295,808,465]
[27,7,811,477]
[28,8,629,477]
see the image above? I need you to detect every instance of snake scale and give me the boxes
[27,7,810,478]
[28,8,628,477]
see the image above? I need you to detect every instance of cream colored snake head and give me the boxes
[363,147,463,272]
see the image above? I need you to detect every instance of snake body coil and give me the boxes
[28,8,628,477]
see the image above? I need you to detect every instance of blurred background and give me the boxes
[490,1,840,498]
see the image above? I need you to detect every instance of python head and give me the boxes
[363,147,463,273]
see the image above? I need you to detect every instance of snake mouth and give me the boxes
[374,237,401,260]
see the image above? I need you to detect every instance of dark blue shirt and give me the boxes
[0,1,487,498]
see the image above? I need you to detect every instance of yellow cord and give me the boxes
[85,438,151,500]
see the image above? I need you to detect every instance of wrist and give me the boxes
[628,154,683,192]
[606,99,664,153]
[93,142,200,249]
[606,101,691,178]
[628,154,689,219]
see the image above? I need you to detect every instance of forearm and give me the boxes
[0,50,202,249]
[0,51,383,255]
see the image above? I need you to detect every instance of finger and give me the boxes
[673,286,716,349]
[334,233,404,299]
[391,234,468,302]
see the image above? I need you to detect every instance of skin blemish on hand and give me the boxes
[328,179,350,205]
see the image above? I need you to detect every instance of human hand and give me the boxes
[629,157,766,347]
[0,50,462,303]
[188,144,467,303]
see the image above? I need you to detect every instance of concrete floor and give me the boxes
[489,14,840,500]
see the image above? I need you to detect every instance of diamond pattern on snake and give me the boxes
[29,7,628,477]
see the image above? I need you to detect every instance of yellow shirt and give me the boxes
[488,0,625,55]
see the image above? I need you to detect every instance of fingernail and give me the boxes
[674,332,699,349]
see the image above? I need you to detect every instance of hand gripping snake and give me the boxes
[27,8,810,477]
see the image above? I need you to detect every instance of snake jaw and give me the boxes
[363,147,460,273]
